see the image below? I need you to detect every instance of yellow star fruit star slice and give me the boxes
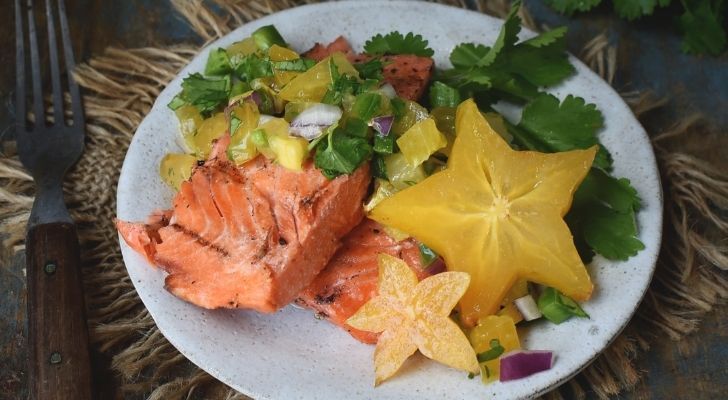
[369,99,597,326]
[346,254,479,386]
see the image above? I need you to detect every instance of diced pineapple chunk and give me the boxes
[228,101,260,165]
[396,118,447,167]
[257,118,309,171]
[226,37,258,57]
[188,112,227,158]
[174,105,203,150]
[384,152,428,191]
[278,53,359,103]
[159,153,197,190]
[269,44,301,88]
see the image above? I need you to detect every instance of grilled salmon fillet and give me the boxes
[297,219,435,344]
[304,38,434,101]
[117,155,370,312]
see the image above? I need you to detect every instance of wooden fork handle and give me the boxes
[27,222,93,400]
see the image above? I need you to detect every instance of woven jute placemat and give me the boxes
[1,1,726,399]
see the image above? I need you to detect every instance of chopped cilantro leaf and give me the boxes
[179,73,231,115]
[449,43,490,68]
[544,0,602,15]
[613,0,670,20]
[566,168,644,261]
[205,48,233,76]
[364,31,434,57]
[314,127,372,179]
[233,54,273,82]
[515,94,612,170]
[354,59,386,81]
[679,0,727,56]
[480,2,522,67]
[167,94,186,110]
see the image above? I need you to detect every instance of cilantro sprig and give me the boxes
[364,31,435,57]
[544,0,726,56]
[439,2,574,104]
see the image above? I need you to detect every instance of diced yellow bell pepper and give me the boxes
[469,315,521,383]
[278,53,359,103]
[396,118,447,167]
[159,153,197,190]
[189,112,227,158]
[384,152,427,191]
[226,37,258,57]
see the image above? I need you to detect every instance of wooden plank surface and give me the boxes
[0,1,725,399]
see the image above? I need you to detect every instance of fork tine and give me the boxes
[45,0,64,125]
[26,0,45,126]
[15,0,26,133]
[58,0,84,129]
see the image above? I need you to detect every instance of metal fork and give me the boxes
[15,0,93,398]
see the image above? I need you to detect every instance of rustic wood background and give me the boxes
[0,0,725,399]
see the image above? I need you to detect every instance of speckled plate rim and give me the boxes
[117,2,663,399]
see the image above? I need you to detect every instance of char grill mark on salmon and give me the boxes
[117,156,370,312]
[297,219,432,344]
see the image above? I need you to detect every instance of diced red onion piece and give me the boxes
[245,91,263,108]
[371,115,394,137]
[379,83,397,99]
[514,295,542,321]
[426,258,446,275]
[290,103,342,140]
[499,350,554,382]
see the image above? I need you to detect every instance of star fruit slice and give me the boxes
[370,99,597,326]
[347,254,479,385]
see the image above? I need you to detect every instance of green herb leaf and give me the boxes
[612,0,670,20]
[314,128,372,179]
[679,0,727,56]
[476,339,505,362]
[322,58,360,106]
[233,55,273,82]
[449,43,490,68]
[429,81,461,108]
[566,168,644,261]
[544,0,602,15]
[480,2,522,67]
[205,48,233,76]
[364,31,434,57]
[179,73,231,115]
[538,287,589,324]
[515,93,611,170]
[273,58,316,72]
[352,92,383,121]
[354,59,386,81]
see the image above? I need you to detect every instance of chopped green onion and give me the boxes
[537,287,589,324]
[352,92,382,121]
[251,128,269,148]
[167,94,186,110]
[234,54,273,82]
[429,81,461,108]
[252,25,287,51]
[372,154,387,180]
[373,134,395,154]
[418,243,438,267]
[205,48,233,76]
[476,339,505,363]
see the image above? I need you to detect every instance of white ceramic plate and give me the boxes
[117,2,663,399]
